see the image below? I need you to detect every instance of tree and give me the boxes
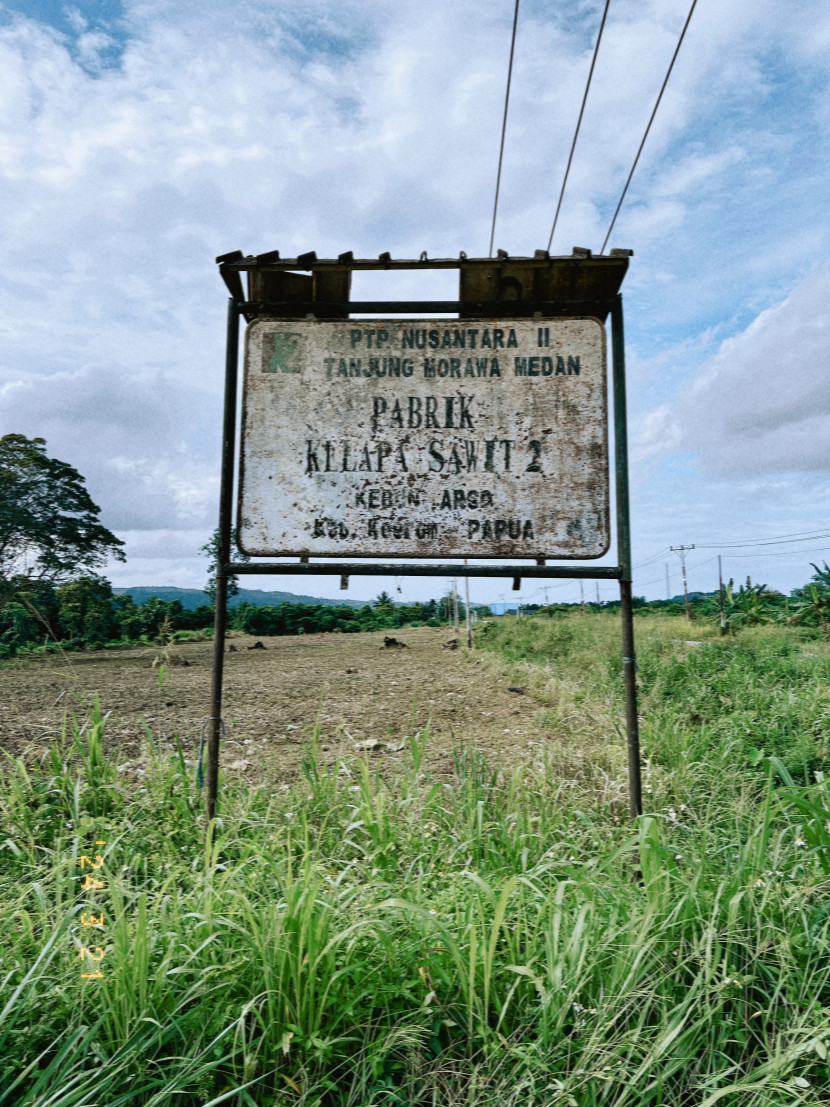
[138,597,184,638]
[373,590,396,619]
[201,527,250,601]
[0,578,59,655]
[0,435,124,594]
[56,576,118,646]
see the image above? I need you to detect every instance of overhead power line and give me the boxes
[693,530,830,550]
[489,0,521,258]
[599,0,698,255]
[632,548,672,570]
[547,0,611,253]
[632,528,830,573]
[636,555,718,591]
[727,545,830,560]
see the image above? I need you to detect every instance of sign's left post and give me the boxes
[206,299,241,840]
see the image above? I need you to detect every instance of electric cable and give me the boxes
[547,0,611,253]
[692,531,830,550]
[632,548,672,570]
[635,555,718,590]
[599,0,698,254]
[489,0,521,257]
[632,528,830,572]
[726,545,830,560]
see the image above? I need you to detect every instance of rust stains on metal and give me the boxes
[237,317,609,560]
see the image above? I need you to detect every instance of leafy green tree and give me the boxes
[187,604,216,630]
[56,576,118,646]
[136,597,185,638]
[0,599,43,655]
[201,527,250,601]
[113,593,142,640]
[0,435,125,593]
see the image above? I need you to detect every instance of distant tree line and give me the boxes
[0,581,467,658]
[7,568,830,658]
[523,566,830,638]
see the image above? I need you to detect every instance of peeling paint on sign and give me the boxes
[237,318,609,559]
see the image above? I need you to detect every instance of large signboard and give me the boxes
[238,317,609,559]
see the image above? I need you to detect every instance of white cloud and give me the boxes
[641,269,830,475]
[1,0,829,596]
[0,363,217,530]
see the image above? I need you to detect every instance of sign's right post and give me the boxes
[611,294,643,818]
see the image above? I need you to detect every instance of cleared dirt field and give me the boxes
[0,626,549,783]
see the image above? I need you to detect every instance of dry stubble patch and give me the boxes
[0,627,564,784]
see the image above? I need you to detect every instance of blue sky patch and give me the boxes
[1,0,127,69]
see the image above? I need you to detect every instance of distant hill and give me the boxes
[112,586,365,610]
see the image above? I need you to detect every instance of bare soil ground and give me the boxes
[0,627,550,784]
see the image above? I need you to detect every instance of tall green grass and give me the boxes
[1,619,829,1104]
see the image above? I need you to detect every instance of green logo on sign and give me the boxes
[264,332,302,373]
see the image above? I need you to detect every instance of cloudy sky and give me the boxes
[1,0,829,606]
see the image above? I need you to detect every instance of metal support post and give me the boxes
[464,560,472,648]
[206,300,240,839]
[611,295,643,820]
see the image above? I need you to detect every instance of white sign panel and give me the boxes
[238,318,609,559]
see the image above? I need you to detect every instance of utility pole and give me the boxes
[670,544,695,619]
[543,586,551,619]
[595,581,601,613]
[463,561,472,649]
[580,580,585,613]
[452,579,459,632]
[665,563,670,601]
[718,555,726,636]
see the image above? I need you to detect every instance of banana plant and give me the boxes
[714,579,779,631]
[788,582,830,640]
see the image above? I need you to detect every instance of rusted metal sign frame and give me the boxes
[205,279,642,836]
